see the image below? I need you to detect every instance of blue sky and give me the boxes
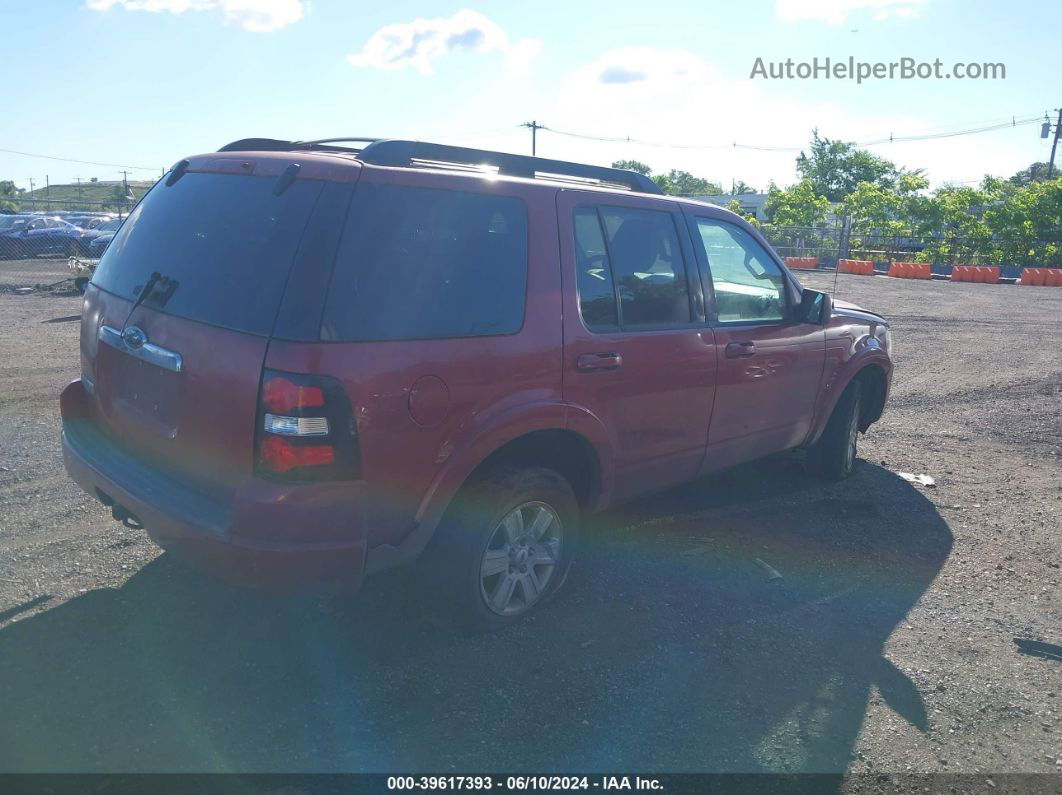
[3,0,1059,192]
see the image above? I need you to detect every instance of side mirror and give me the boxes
[797,289,832,325]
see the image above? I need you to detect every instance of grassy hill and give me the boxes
[17,180,156,212]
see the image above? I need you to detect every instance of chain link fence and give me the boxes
[759,223,1061,269]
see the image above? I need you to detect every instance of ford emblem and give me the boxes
[122,326,147,350]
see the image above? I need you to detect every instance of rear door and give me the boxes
[558,190,717,499]
[81,161,340,501]
[684,212,825,472]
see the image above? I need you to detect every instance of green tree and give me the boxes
[653,169,722,196]
[764,179,831,227]
[0,180,19,212]
[796,129,907,202]
[611,159,652,176]
[725,199,760,226]
[1008,162,1057,187]
[843,173,931,259]
[916,185,993,264]
[984,177,1062,266]
[730,180,755,194]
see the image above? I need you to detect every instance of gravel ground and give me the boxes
[0,259,1059,781]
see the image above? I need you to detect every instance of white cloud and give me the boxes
[539,47,1029,191]
[346,9,542,77]
[85,0,305,32]
[776,0,925,25]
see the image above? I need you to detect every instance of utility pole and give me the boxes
[75,177,82,201]
[1047,108,1062,179]
[521,120,542,156]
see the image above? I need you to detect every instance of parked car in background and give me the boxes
[0,215,86,258]
[86,217,123,256]
[61,138,892,631]
[66,215,116,231]
[0,214,33,258]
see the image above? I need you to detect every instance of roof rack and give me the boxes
[217,137,381,154]
[216,137,661,194]
[358,140,662,194]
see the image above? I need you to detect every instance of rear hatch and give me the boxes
[79,157,348,501]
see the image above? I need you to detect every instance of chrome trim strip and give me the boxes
[98,325,183,373]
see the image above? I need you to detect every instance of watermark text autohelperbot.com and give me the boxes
[750,57,1005,84]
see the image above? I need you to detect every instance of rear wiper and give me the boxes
[122,272,179,329]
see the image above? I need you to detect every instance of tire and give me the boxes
[419,466,580,632]
[809,380,863,480]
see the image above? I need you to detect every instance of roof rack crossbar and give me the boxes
[357,140,662,194]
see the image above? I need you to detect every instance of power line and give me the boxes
[0,146,160,172]
[538,113,1046,153]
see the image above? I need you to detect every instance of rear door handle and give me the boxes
[576,352,623,372]
[725,341,756,358]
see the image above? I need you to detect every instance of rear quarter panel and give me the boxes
[264,170,564,549]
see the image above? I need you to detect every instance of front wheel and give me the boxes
[808,381,863,480]
[421,466,579,632]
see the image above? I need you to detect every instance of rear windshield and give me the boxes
[91,172,323,335]
[320,183,528,342]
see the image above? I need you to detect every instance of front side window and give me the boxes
[321,184,528,342]
[694,219,787,323]
[573,205,690,331]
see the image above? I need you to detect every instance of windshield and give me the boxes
[91,171,324,335]
[98,218,122,232]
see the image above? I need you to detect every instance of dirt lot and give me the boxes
[0,258,1059,778]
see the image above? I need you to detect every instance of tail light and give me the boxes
[255,369,361,481]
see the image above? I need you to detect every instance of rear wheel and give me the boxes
[421,466,579,632]
[809,380,863,480]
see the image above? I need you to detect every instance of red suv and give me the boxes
[61,138,892,630]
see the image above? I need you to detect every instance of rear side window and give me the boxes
[320,184,528,341]
[91,172,324,335]
[573,205,690,331]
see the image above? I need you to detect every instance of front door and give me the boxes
[683,213,825,473]
[558,190,717,499]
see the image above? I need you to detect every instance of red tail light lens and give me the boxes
[262,376,325,413]
[255,369,360,481]
[259,436,335,474]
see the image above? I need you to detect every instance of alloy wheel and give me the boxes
[479,501,562,616]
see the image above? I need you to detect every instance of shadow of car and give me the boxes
[0,461,951,774]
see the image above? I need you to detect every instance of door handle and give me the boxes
[576,352,623,372]
[725,341,756,358]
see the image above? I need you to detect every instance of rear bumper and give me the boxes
[61,380,367,590]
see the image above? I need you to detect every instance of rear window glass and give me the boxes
[91,172,323,335]
[321,184,528,341]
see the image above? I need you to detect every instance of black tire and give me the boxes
[419,466,580,633]
[809,380,863,480]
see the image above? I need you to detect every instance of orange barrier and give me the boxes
[784,256,819,270]
[888,261,931,279]
[952,265,1000,283]
[837,258,874,276]
[1023,267,1062,286]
